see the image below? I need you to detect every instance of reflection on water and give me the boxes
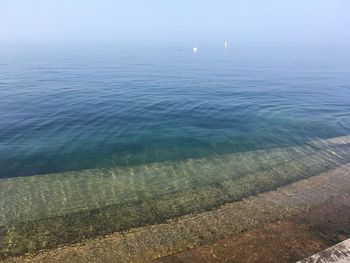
[1,135,350,257]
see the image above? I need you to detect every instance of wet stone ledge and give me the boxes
[1,136,350,259]
[4,162,350,262]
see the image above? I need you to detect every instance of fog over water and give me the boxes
[1,1,350,259]
[1,0,350,48]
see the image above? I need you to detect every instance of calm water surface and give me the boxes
[1,46,350,257]
[0,46,350,178]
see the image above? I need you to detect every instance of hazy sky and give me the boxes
[1,0,349,47]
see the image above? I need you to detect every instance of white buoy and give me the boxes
[193,47,198,53]
[224,41,228,48]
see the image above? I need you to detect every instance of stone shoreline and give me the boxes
[157,196,350,263]
[5,161,350,262]
[2,136,350,258]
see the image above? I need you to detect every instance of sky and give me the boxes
[1,0,350,48]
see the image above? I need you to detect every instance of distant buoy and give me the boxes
[224,41,228,48]
[193,47,198,53]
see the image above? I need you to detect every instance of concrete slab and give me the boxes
[298,239,350,263]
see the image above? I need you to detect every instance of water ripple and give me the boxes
[0,47,350,178]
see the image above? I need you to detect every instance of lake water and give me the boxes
[1,46,350,178]
[1,46,350,257]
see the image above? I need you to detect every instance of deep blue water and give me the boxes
[1,46,350,178]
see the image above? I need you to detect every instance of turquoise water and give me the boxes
[1,46,350,178]
[2,135,350,257]
[1,46,350,257]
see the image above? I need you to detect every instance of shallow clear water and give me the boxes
[1,46,350,178]
[1,46,350,257]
